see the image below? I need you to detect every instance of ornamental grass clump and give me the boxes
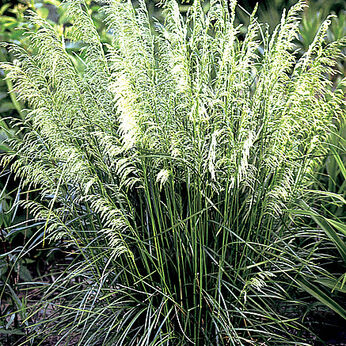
[1,0,345,344]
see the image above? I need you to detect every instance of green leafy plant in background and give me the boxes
[0,0,345,344]
[291,116,346,334]
[0,0,113,142]
[0,1,112,342]
[237,0,345,78]
[0,2,28,150]
[1,3,46,342]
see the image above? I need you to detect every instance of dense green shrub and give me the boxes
[1,0,345,344]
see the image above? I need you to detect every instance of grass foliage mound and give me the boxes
[1,0,345,344]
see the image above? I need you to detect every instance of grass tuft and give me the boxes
[0,0,345,344]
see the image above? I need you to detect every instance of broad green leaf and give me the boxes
[0,4,12,16]
[298,278,346,320]
[315,277,346,294]
[326,218,346,236]
[0,328,25,335]
[37,7,49,19]
[18,264,33,282]
[296,201,346,263]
